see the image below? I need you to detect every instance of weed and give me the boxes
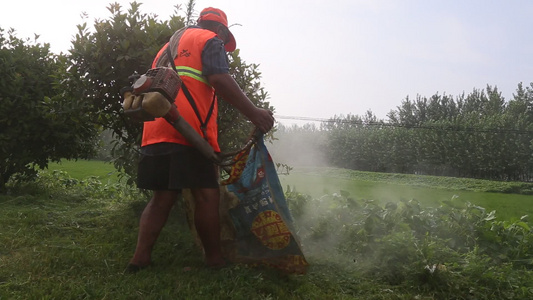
[286,188,533,299]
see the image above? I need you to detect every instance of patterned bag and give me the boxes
[221,133,308,274]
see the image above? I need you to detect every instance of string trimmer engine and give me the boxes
[121,67,182,122]
[132,67,182,101]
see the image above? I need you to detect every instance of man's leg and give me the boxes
[129,190,179,267]
[191,187,225,267]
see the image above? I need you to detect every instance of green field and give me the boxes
[47,159,119,182]
[280,167,533,221]
[47,160,533,221]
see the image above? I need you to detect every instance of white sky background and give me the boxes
[2,0,532,124]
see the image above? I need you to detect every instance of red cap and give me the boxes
[197,7,236,52]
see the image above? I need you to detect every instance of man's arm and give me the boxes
[207,73,275,133]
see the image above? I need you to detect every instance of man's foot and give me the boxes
[206,257,229,269]
[123,262,151,274]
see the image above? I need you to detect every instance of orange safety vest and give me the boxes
[141,28,220,152]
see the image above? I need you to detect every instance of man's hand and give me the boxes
[250,107,275,133]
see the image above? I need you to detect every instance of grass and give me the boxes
[47,159,119,182]
[280,166,533,221]
[47,161,533,220]
[0,176,362,300]
[1,161,533,299]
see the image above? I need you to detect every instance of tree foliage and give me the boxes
[66,2,183,182]
[327,85,533,181]
[0,28,97,192]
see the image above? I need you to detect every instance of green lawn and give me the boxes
[280,167,533,221]
[47,160,533,221]
[47,159,120,182]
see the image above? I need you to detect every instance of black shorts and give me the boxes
[137,143,219,190]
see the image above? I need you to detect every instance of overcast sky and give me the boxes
[2,1,532,124]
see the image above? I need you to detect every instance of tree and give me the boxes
[324,84,533,181]
[0,28,98,192]
[67,2,182,182]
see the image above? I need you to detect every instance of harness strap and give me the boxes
[165,45,216,140]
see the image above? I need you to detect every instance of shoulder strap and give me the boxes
[165,45,216,140]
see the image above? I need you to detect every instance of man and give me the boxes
[127,7,275,271]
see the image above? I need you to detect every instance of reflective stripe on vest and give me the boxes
[175,66,209,85]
